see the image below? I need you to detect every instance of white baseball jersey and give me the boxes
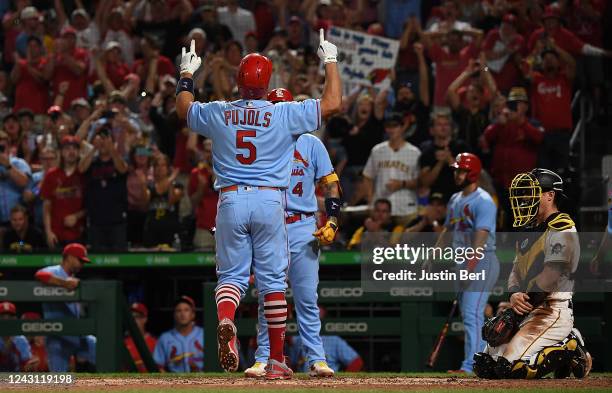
[363,141,421,216]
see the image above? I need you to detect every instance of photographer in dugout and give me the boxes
[474,168,592,379]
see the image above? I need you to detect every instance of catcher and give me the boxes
[474,168,592,379]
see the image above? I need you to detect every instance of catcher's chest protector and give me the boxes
[514,212,575,291]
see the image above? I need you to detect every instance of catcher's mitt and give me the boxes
[482,309,524,347]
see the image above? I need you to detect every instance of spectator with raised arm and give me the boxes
[446,57,496,153]
[527,43,575,176]
[78,125,128,251]
[0,130,31,242]
[40,136,85,249]
[10,36,49,114]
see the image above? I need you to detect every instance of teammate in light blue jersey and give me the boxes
[34,243,96,372]
[441,153,499,373]
[153,296,204,372]
[245,89,341,378]
[176,30,341,379]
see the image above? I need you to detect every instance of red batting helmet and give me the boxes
[451,152,482,182]
[237,53,273,100]
[267,88,293,103]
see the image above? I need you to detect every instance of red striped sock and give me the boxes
[215,284,241,322]
[264,292,287,363]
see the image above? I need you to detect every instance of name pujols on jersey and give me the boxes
[223,109,272,127]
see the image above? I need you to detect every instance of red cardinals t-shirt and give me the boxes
[39,167,85,241]
[13,58,49,114]
[132,56,176,81]
[52,48,90,110]
[188,164,218,230]
[530,72,573,131]
[483,120,544,187]
[428,42,479,107]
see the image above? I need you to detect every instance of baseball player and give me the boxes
[439,153,499,373]
[124,303,157,373]
[244,88,341,378]
[33,243,96,372]
[175,30,341,379]
[153,296,203,372]
[474,168,592,379]
[0,302,34,371]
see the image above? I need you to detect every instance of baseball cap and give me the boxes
[130,302,148,317]
[245,31,257,40]
[62,243,90,263]
[289,16,301,25]
[384,113,404,127]
[542,4,561,20]
[47,105,63,116]
[175,295,196,310]
[20,6,39,20]
[109,91,127,105]
[0,302,16,315]
[429,192,449,204]
[21,311,41,320]
[60,25,77,37]
[502,13,517,26]
[71,9,90,20]
[104,41,121,51]
[16,108,34,120]
[71,98,91,109]
[60,135,80,147]
[507,87,528,103]
[319,0,331,5]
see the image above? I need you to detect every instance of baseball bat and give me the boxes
[426,295,459,368]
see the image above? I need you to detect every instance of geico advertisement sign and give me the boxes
[22,322,63,333]
[33,287,75,297]
[389,287,434,297]
[319,288,363,298]
[324,322,368,333]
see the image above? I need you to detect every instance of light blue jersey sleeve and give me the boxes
[607,208,612,234]
[9,157,31,178]
[153,333,168,368]
[330,336,359,368]
[473,193,497,232]
[13,336,32,364]
[187,101,218,138]
[277,99,321,135]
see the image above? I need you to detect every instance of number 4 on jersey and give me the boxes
[292,181,303,197]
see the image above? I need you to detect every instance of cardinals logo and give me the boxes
[170,346,178,362]
[293,150,309,167]
[463,204,474,221]
[194,340,203,352]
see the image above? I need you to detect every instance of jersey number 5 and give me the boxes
[236,130,256,165]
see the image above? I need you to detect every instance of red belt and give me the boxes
[285,212,314,224]
[220,185,282,193]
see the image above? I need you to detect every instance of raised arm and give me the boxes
[318,29,342,118]
[176,40,203,121]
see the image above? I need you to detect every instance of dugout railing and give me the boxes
[0,280,157,372]
[203,281,612,372]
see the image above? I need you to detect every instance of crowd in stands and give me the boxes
[0,0,609,254]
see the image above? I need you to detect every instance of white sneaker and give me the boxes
[244,361,267,378]
[309,361,334,377]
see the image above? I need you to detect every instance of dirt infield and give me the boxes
[3,375,612,392]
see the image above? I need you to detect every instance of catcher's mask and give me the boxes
[509,172,541,227]
[509,168,564,227]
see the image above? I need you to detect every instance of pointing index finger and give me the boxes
[190,39,196,54]
[320,28,325,43]
[182,46,186,57]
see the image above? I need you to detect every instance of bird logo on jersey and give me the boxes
[293,150,309,168]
